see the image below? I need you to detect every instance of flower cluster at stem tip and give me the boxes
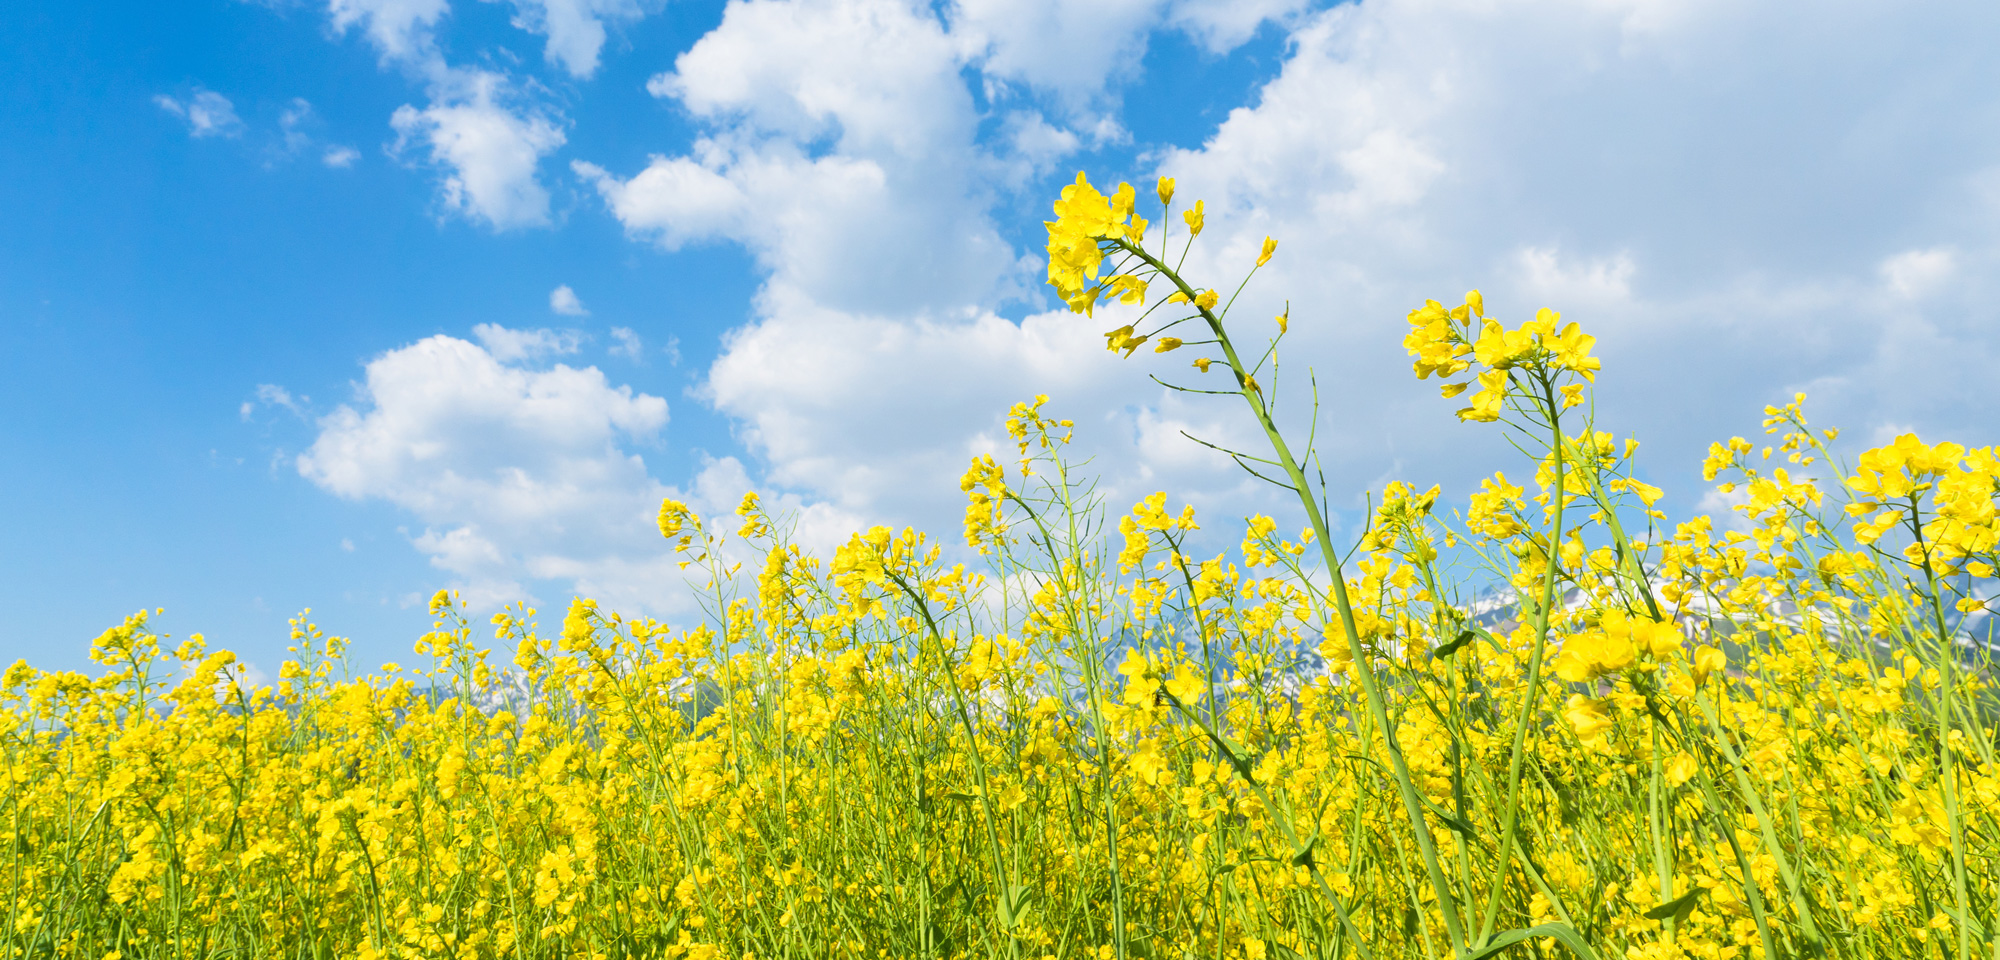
[1404,291,1602,421]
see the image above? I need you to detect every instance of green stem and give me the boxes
[1478,373,1566,946]
[1910,498,1978,960]
[1117,237,1468,955]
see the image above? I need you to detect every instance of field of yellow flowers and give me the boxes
[7,173,1999,960]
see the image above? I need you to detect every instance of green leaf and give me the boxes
[1289,830,1320,868]
[1432,628,1478,659]
[1643,887,1705,923]
[996,883,1034,929]
[1463,922,1600,960]
[1420,796,1478,841]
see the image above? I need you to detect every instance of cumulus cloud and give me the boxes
[294,331,867,610]
[296,333,692,609]
[489,0,651,79]
[303,0,571,230]
[571,0,2000,558]
[327,0,450,68]
[292,0,2000,597]
[1140,0,2000,494]
[549,284,588,315]
[582,0,1030,316]
[390,70,567,230]
[155,89,245,139]
[947,0,1302,107]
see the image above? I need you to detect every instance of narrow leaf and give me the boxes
[1464,922,1600,960]
[1643,887,1705,922]
[1432,628,1477,659]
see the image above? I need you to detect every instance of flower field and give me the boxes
[6,174,1999,960]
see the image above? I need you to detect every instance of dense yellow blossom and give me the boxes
[7,174,1997,960]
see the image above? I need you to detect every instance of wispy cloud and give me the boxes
[608,326,642,359]
[156,89,245,139]
[471,323,582,363]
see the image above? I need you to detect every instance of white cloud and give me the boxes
[944,0,1304,113]
[241,383,307,421]
[275,97,362,168]
[948,0,1161,106]
[297,333,704,611]
[1128,0,2000,505]
[609,326,642,359]
[549,284,589,315]
[287,0,2000,592]
[996,111,1080,185]
[327,0,450,69]
[490,0,651,79]
[1880,247,1957,299]
[947,0,1299,106]
[279,98,316,154]
[390,70,567,229]
[472,322,582,362]
[297,1,568,229]
[155,89,245,139]
[1167,0,1309,53]
[586,0,1024,317]
[1516,247,1637,307]
[583,0,2000,558]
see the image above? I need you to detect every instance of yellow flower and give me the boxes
[1564,694,1615,741]
[1193,357,1213,372]
[1692,645,1727,687]
[658,498,692,540]
[1044,171,1145,306]
[1545,319,1601,381]
[1664,754,1698,787]
[1153,337,1183,353]
[1157,176,1175,205]
[1065,283,1104,316]
[1256,235,1276,267]
[1472,319,1537,369]
[1193,289,1219,311]
[1106,274,1148,305]
[1551,621,1638,683]
[1164,663,1206,704]
[1403,298,1471,380]
[1183,199,1204,237]
[1455,369,1509,423]
[1275,308,1288,334]
[1104,325,1148,357]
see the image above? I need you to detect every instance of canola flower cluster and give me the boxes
[6,175,2000,960]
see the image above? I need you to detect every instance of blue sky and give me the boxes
[6,0,1999,680]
